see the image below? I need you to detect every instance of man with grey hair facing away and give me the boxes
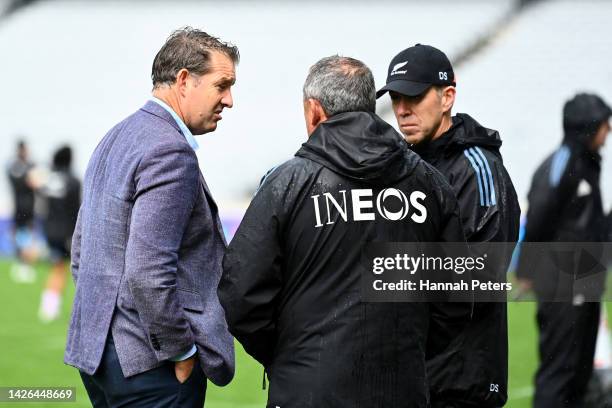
[219,56,471,407]
[64,27,238,407]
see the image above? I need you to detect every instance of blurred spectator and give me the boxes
[516,93,611,408]
[35,146,81,322]
[6,139,37,283]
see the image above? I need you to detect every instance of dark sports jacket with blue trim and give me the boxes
[411,113,521,407]
[516,136,607,297]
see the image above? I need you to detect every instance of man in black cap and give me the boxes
[516,93,611,408]
[378,44,521,407]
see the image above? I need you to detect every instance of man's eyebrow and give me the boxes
[215,76,236,85]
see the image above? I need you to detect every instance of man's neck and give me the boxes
[152,88,186,123]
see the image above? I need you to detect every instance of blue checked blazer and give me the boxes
[64,101,234,386]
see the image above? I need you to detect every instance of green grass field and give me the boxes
[0,259,604,407]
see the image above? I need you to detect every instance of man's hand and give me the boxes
[174,355,196,383]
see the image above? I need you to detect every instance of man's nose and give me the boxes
[222,89,233,109]
[396,99,412,116]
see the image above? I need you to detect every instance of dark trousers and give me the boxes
[80,336,206,408]
[534,301,600,408]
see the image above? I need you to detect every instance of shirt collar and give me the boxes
[150,97,199,151]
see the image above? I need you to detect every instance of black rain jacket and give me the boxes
[411,113,521,407]
[516,118,608,299]
[219,111,470,408]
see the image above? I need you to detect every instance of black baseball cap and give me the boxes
[563,93,612,144]
[376,44,456,99]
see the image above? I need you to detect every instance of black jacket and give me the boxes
[219,111,470,408]
[516,93,610,301]
[412,113,521,407]
[516,139,607,299]
[518,142,605,245]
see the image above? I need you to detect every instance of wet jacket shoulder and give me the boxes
[412,113,521,243]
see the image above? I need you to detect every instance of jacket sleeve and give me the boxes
[218,166,289,367]
[454,147,519,243]
[124,143,199,362]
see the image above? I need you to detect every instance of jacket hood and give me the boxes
[296,111,418,185]
[563,93,612,147]
[412,113,502,159]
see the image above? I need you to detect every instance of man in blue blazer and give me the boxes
[64,27,239,407]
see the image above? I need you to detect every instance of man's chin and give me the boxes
[403,134,424,145]
[193,123,217,135]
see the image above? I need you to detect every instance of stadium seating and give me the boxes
[0,0,513,233]
[449,0,612,206]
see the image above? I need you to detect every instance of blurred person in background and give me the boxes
[378,44,520,407]
[32,146,81,322]
[220,55,471,408]
[64,27,238,407]
[7,139,37,283]
[516,93,611,408]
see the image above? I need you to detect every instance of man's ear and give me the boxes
[441,86,456,114]
[304,98,329,136]
[175,68,190,96]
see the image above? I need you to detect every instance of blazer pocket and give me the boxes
[177,288,204,312]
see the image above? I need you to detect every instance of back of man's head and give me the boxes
[151,26,239,89]
[303,56,376,116]
[53,145,72,169]
[563,92,612,146]
[16,139,28,161]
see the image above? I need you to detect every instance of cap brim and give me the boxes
[376,80,431,99]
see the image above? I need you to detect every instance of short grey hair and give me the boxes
[303,55,376,116]
[152,26,239,88]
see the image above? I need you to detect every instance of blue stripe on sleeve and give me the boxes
[549,145,570,187]
[467,148,490,206]
[464,149,486,206]
[474,146,497,206]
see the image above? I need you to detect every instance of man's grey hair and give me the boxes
[303,55,376,116]
[152,26,239,88]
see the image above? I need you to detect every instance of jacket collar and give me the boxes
[140,100,182,134]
